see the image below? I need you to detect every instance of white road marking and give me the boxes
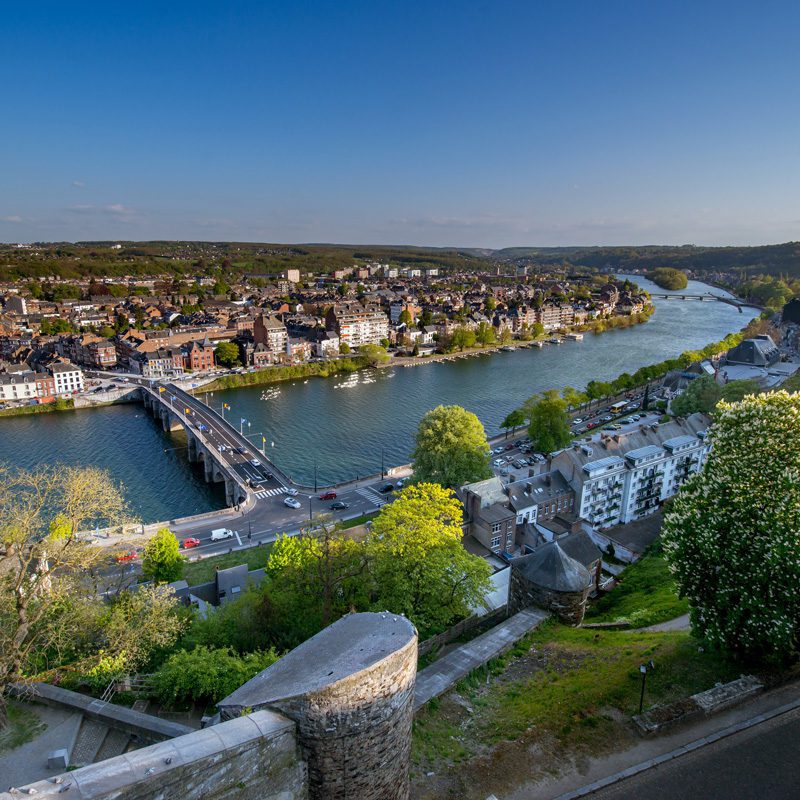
[235,530,242,546]
[356,487,387,507]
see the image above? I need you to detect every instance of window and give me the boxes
[506,533,513,543]
[491,522,502,534]
[491,536,501,548]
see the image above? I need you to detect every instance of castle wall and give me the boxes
[509,569,590,625]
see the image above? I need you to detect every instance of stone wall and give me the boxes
[0,710,306,800]
[509,569,590,625]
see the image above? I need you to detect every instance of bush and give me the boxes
[152,646,280,706]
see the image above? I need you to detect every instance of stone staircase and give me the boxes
[69,719,108,766]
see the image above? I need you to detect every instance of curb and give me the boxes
[552,695,800,799]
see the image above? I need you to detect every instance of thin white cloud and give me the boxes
[1,215,22,223]
[71,180,86,188]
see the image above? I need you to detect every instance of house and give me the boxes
[183,337,215,371]
[725,334,779,367]
[47,361,84,396]
[459,476,516,556]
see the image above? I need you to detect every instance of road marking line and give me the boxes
[235,531,242,546]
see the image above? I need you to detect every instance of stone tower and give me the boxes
[218,611,418,800]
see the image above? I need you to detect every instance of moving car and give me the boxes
[182,537,201,549]
[250,459,261,467]
[573,418,584,424]
[210,528,234,541]
[330,501,350,510]
[284,487,299,496]
[319,490,337,500]
[379,483,394,493]
[284,496,302,509]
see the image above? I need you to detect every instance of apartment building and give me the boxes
[0,371,38,403]
[47,362,85,396]
[253,313,288,354]
[325,304,389,348]
[551,413,710,528]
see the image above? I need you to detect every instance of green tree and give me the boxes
[649,268,688,290]
[450,326,476,352]
[475,321,496,346]
[359,343,390,366]
[98,325,116,339]
[212,279,230,296]
[586,380,613,400]
[501,409,526,438]
[720,379,761,403]
[398,309,413,326]
[671,375,722,416]
[366,484,492,636]
[523,389,573,454]
[531,322,545,338]
[411,405,492,487]
[153,646,279,706]
[499,327,513,344]
[663,392,800,661]
[484,296,496,313]
[214,341,241,368]
[339,342,351,355]
[141,527,184,584]
[561,386,588,409]
[380,338,391,349]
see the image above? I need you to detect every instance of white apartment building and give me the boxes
[0,372,38,403]
[552,414,710,529]
[48,362,85,396]
[326,305,389,348]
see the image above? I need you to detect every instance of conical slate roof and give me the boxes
[514,541,591,593]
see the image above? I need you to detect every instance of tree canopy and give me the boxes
[214,341,241,368]
[522,390,573,454]
[142,527,184,584]
[411,405,492,487]
[662,392,800,661]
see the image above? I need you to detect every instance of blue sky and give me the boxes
[2,1,799,247]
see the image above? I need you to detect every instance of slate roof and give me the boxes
[512,541,591,592]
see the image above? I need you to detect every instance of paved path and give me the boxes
[414,607,550,710]
[638,613,691,632]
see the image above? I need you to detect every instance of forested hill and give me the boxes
[491,242,800,276]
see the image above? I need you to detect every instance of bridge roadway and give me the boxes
[131,377,398,558]
[648,292,763,311]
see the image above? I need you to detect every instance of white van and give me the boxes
[210,528,234,541]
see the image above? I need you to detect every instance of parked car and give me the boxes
[492,458,505,466]
[504,443,515,451]
[210,528,234,541]
[395,478,405,488]
[602,415,613,422]
[573,418,584,424]
[284,497,302,509]
[319,490,337,500]
[330,501,350,510]
[284,487,299,496]
[182,537,201,549]
[379,483,394,493]
[114,550,138,563]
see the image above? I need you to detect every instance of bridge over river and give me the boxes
[647,292,763,312]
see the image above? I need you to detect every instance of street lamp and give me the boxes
[638,660,655,714]
[381,448,385,480]
[308,495,313,526]
[314,456,318,493]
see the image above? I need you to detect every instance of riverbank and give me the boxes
[197,356,369,393]
[0,399,75,418]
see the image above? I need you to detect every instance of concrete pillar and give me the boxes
[225,478,236,506]
[218,612,418,800]
[187,434,199,463]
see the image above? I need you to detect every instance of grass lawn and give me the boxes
[412,622,740,800]
[182,543,273,585]
[585,544,689,628]
[340,512,378,530]
[0,704,46,753]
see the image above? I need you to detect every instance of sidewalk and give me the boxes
[414,607,550,710]
[506,677,800,800]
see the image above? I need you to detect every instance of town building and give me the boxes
[325,303,389,348]
[47,361,85,396]
[253,313,289,354]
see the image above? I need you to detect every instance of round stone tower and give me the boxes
[508,541,592,624]
[218,611,418,800]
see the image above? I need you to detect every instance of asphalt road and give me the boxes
[585,706,800,800]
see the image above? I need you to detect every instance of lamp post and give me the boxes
[308,495,313,527]
[639,660,655,714]
[381,448,385,480]
[314,457,318,493]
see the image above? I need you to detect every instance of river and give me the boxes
[0,275,758,521]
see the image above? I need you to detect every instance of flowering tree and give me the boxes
[662,392,800,661]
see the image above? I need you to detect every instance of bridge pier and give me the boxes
[187,433,200,463]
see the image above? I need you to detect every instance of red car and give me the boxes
[114,550,138,563]
[319,490,337,500]
[182,537,201,549]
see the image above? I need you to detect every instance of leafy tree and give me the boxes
[475,321,496,346]
[663,392,800,661]
[153,646,279,706]
[212,279,230,296]
[561,386,588,408]
[380,338,391,349]
[484,296,496,313]
[531,322,545,338]
[411,405,492,487]
[339,342,351,355]
[586,380,613,400]
[450,326,476,352]
[142,527,183,584]
[650,268,688,290]
[523,390,573,454]
[499,327,513,344]
[501,409,526,437]
[366,484,492,637]
[98,325,116,339]
[359,343,390,366]
[412,342,420,356]
[671,375,722,416]
[720,379,761,403]
[398,309,413,326]
[214,341,241,368]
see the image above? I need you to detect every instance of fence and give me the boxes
[418,605,508,657]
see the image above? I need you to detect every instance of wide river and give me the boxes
[0,275,758,522]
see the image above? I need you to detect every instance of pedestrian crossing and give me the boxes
[356,487,387,507]
[254,487,286,499]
